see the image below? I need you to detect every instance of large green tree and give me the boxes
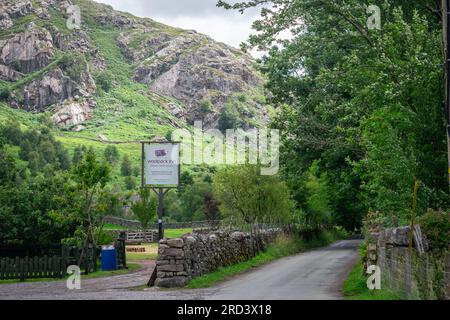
[219,0,446,228]
[213,164,295,224]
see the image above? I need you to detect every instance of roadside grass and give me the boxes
[0,263,141,285]
[342,260,404,300]
[186,229,346,289]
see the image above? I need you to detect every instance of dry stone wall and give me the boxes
[155,230,281,288]
[368,227,450,300]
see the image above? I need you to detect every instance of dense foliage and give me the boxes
[0,123,114,246]
[213,164,295,224]
[219,0,447,229]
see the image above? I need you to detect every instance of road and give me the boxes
[205,239,361,300]
[0,240,360,300]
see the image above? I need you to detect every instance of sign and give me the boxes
[143,143,180,187]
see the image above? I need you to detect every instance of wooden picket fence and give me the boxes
[0,240,127,281]
[0,256,65,281]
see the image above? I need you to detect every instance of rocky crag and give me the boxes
[0,0,268,132]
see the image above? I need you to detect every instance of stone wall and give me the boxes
[370,227,450,300]
[155,230,281,288]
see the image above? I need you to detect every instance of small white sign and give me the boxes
[144,143,180,186]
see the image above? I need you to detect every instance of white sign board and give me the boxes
[144,143,180,186]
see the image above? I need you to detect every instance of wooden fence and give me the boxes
[0,240,127,281]
[0,256,65,281]
[125,231,156,244]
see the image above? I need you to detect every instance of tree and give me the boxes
[70,149,111,247]
[72,146,85,164]
[203,192,220,223]
[303,162,332,228]
[104,145,120,165]
[121,155,132,176]
[124,176,136,190]
[130,188,157,231]
[180,171,194,187]
[219,0,446,228]
[213,164,294,224]
[179,180,213,221]
[218,103,241,132]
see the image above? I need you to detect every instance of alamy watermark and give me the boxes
[66,265,81,290]
[367,5,381,30]
[66,5,81,30]
[367,265,381,290]
[171,121,280,175]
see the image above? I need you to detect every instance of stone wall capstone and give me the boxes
[155,229,281,288]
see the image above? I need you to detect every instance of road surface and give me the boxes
[0,240,360,300]
[206,239,361,300]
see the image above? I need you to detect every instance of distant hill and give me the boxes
[0,0,270,144]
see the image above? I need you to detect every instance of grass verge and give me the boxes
[186,229,346,289]
[342,260,404,300]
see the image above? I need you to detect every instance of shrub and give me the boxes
[417,210,450,251]
[0,86,11,101]
[218,103,242,132]
[124,176,136,190]
[104,145,120,165]
[95,70,114,92]
[199,99,213,115]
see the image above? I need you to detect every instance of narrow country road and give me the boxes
[0,240,361,300]
[205,239,361,300]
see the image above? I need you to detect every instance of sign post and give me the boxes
[141,140,180,241]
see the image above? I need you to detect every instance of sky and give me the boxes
[94,0,262,56]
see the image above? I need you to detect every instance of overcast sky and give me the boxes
[94,0,262,56]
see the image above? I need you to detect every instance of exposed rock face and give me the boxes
[129,30,263,124]
[0,64,22,81]
[2,1,34,19]
[22,67,95,111]
[52,99,95,126]
[0,23,54,74]
[0,13,13,30]
[0,0,267,129]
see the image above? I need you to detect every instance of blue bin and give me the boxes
[101,246,117,271]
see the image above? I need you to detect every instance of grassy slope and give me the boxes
[342,260,404,300]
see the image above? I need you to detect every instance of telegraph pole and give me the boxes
[443,0,450,189]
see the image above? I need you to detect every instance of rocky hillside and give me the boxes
[0,0,269,139]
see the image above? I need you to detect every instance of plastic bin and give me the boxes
[101,245,117,271]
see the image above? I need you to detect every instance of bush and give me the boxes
[218,103,242,132]
[0,86,11,101]
[95,71,114,92]
[59,52,87,82]
[199,99,213,116]
[124,176,136,190]
[417,210,450,251]
[104,145,120,165]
